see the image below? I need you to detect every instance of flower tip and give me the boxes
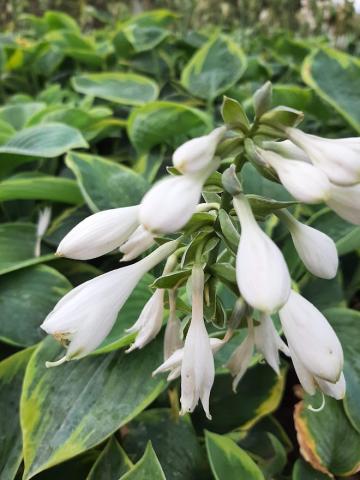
[125,344,136,354]
[55,250,64,257]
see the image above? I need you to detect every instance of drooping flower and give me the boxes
[180,265,215,419]
[279,290,344,387]
[41,240,178,365]
[119,225,155,262]
[35,206,52,257]
[278,210,338,279]
[234,194,291,312]
[139,163,218,235]
[227,315,289,391]
[125,289,165,353]
[263,139,311,163]
[57,206,139,260]
[172,126,226,174]
[257,147,331,203]
[326,183,360,226]
[287,127,360,186]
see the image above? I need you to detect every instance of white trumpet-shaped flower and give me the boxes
[119,225,155,262]
[234,194,291,312]
[57,206,139,260]
[227,316,289,391]
[257,148,331,203]
[180,266,215,419]
[326,183,360,226]
[41,240,178,365]
[153,337,225,382]
[139,161,218,235]
[163,290,183,360]
[126,289,165,353]
[279,290,344,384]
[278,210,338,279]
[172,126,226,174]
[287,127,360,186]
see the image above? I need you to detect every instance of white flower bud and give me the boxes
[258,148,331,203]
[119,225,155,262]
[234,195,291,312]
[278,210,338,279]
[316,372,346,400]
[326,183,360,225]
[57,206,139,260]
[41,240,178,365]
[180,266,214,419]
[279,290,343,383]
[126,289,165,352]
[287,128,360,186]
[172,126,226,174]
[139,174,204,235]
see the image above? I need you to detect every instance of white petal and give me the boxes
[139,175,203,234]
[289,346,317,395]
[261,149,330,203]
[234,196,291,312]
[287,128,360,186]
[126,289,165,352]
[316,372,346,400]
[327,183,360,225]
[119,225,155,261]
[280,290,343,383]
[280,211,338,279]
[173,126,226,174]
[254,314,287,374]
[57,206,139,260]
[164,312,183,360]
[263,139,311,163]
[226,333,254,392]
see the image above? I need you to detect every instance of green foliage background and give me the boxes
[0,3,359,479]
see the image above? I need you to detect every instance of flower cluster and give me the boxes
[41,86,359,418]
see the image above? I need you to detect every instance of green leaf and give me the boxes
[66,151,149,211]
[0,223,56,275]
[113,9,176,54]
[292,458,330,480]
[122,409,206,480]
[0,102,46,130]
[325,308,360,434]
[0,348,34,480]
[127,101,211,152]
[72,73,158,106]
[218,209,239,253]
[247,194,297,219]
[120,443,165,480]
[86,437,132,480]
[308,208,360,255]
[0,123,88,158]
[21,336,166,479]
[0,175,83,204]
[242,163,292,202]
[205,431,264,480]
[181,35,247,100]
[302,47,360,133]
[151,269,191,289]
[301,274,344,311]
[294,395,360,477]
[0,265,71,347]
